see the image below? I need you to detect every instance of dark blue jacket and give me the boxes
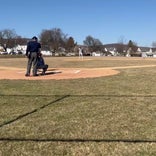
[26,41,41,55]
[37,56,45,67]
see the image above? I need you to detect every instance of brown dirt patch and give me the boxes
[0,66,119,80]
[1,64,156,80]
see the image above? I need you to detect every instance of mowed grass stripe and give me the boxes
[0,57,156,155]
[0,96,155,142]
[0,95,69,128]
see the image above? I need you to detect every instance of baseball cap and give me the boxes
[32,36,38,40]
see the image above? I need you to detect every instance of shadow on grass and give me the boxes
[0,95,69,128]
[0,94,155,143]
[0,138,155,143]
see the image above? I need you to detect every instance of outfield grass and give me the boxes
[0,56,156,155]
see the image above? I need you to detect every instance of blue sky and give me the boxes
[1,0,156,47]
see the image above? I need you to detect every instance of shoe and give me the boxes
[33,74,39,77]
[41,72,45,75]
[25,74,30,77]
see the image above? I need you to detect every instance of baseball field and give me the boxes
[0,56,156,155]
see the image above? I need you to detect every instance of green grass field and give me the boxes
[0,56,156,155]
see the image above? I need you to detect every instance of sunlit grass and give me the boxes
[0,56,156,155]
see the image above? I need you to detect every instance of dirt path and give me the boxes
[0,64,156,80]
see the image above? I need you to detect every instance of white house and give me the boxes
[137,47,153,57]
[41,50,52,56]
[92,52,101,56]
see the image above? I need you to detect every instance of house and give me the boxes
[105,47,117,56]
[41,50,52,56]
[137,47,153,57]
[92,52,101,56]
[12,45,27,54]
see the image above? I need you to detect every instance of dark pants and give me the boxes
[26,52,38,76]
[37,64,48,74]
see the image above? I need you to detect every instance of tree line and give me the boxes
[0,28,153,56]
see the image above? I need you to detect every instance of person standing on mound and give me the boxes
[78,47,83,59]
[25,36,41,77]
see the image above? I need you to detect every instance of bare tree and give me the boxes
[116,36,127,55]
[39,28,68,53]
[0,29,18,51]
[83,35,103,52]
[15,36,28,45]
